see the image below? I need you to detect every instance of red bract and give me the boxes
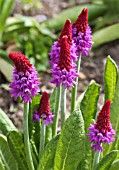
[38,91,50,116]
[59,19,72,45]
[58,36,72,71]
[73,8,88,34]
[9,52,32,73]
[96,100,111,133]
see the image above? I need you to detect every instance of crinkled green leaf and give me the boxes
[111,72,119,133]
[79,81,100,170]
[0,134,18,170]
[7,130,29,170]
[104,55,118,101]
[95,150,118,170]
[104,73,119,153]
[38,134,59,170]
[80,80,100,130]
[30,140,39,169]
[109,160,119,170]
[0,108,17,135]
[54,110,85,170]
[0,157,5,170]
[32,94,41,112]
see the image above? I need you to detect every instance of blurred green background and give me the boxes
[0,0,119,81]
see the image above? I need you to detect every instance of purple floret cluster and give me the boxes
[10,66,40,103]
[72,25,93,56]
[87,123,116,152]
[49,41,78,89]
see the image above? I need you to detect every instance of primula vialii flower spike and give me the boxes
[73,8,88,34]
[72,8,93,56]
[32,91,55,126]
[59,19,72,45]
[58,36,72,71]
[9,52,40,103]
[87,100,116,152]
[49,19,78,89]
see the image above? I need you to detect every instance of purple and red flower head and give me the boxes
[9,52,40,103]
[72,8,93,56]
[50,8,93,88]
[87,100,116,152]
[49,19,78,89]
[33,91,54,126]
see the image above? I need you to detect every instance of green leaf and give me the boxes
[0,58,13,82]
[80,81,100,130]
[0,108,17,135]
[0,0,15,31]
[94,14,119,31]
[109,160,119,170]
[31,94,41,149]
[32,94,41,112]
[7,130,29,170]
[79,81,100,170]
[38,134,59,170]
[0,50,13,66]
[104,72,119,153]
[104,55,118,101]
[29,94,41,139]
[79,136,92,170]
[54,110,85,170]
[46,4,107,30]
[0,134,18,170]
[0,157,5,170]
[30,140,39,169]
[93,23,119,48]
[111,72,119,133]
[76,91,85,109]
[95,150,118,170]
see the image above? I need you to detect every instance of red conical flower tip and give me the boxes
[9,52,32,73]
[38,91,50,116]
[58,36,72,71]
[96,100,111,133]
[59,19,72,45]
[73,8,88,33]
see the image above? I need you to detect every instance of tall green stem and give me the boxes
[52,86,61,137]
[39,120,46,160]
[45,125,52,145]
[70,53,82,114]
[92,151,100,170]
[23,102,34,170]
[61,86,66,128]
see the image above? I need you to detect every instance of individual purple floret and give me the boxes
[9,52,40,102]
[32,92,54,126]
[87,100,116,152]
[72,8,93,56]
